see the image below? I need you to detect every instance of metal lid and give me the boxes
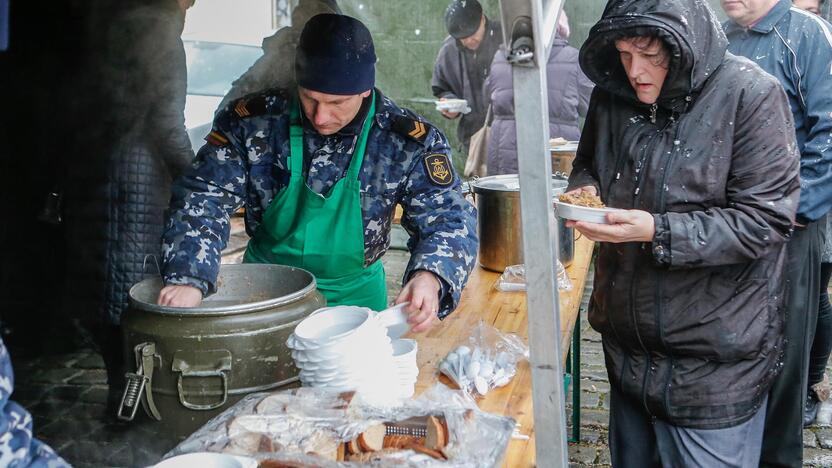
[470,174,569,195]
[128,264,318,316]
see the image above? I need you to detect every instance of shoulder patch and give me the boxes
[391,115,430,145]
[232,95,268,118]
[424,153,454,186]
[205,130,230,146]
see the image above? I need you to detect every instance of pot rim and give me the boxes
[128,264,319,316]
[469,174,568,194]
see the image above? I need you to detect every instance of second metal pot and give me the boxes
[470,174,574,272]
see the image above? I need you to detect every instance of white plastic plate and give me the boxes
[152,453,257,468]
[555,201,624,225]
[435,98,469,113]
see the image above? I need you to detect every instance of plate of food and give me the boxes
[435,98,471,114]
[555,192,623,224]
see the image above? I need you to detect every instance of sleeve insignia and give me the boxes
[232,96,267,118]
[392,115,430,145]
[205,130,229,146]
[424,153,454,186]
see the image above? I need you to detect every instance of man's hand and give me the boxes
[438,98,460,120]
[157,285,203,308]
[395,271,442,333]
[566,210,655,243]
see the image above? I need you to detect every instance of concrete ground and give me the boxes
[7,225,832,466]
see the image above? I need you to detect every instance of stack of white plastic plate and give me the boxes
[390,339,419,399]
[287,305,413,404]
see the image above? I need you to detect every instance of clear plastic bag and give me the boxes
[495,262,573,292]
[165,385,515,467]
[437,321,529,397]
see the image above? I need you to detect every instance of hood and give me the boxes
[579,0,727,109]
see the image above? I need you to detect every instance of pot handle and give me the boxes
[464,176,478,204]
[118,342,162,421]
[142,254,162,280]
[172,349,232,411]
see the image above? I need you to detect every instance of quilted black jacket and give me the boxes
[63,2,193,326]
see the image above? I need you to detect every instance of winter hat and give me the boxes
[445,0,483,39]
[295,14,376,95]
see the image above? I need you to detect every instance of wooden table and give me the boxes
[411,236,594,467]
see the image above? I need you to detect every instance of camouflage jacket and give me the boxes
[162,88,478,317]
[0,339,70,467]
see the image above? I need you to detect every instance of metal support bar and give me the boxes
[504,0,569,465]
[572,315,581,443]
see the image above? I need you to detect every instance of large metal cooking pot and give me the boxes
[471,174,574,272]
[120,264,325,439]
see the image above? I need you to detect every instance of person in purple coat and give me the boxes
[483,12,593,176]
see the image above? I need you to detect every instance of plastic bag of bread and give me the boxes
[164,385,514,467]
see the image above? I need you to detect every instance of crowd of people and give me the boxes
[0,0,831,466]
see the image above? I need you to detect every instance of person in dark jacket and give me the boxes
[721,1,832,464]
[431,0,501,153]
[217,0,341,110]
[483,12,592,175]
[794,0,832,435]
[793,0,824,15]
[567,0,800,464]
[62,0,195,412]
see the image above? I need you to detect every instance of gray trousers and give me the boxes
[761,223,823,468]
[609,387,767,468]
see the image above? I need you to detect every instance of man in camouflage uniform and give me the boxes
[0,339,69,467]
[158,14,478,331]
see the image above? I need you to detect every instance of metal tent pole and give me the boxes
[498,0,569,466]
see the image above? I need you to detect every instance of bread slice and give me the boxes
[383,434,423,449]
[346,438,361,455]
[425,416,448,450]
[222,431,276,454]
[403,440,448,460]
[357,423,387,452]
[309,434,339,461]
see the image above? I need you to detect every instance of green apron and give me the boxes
[243,93,388,311]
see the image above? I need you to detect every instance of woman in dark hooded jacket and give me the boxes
[566,0,800,465]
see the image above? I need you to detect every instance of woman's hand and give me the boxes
[567,210,655,243]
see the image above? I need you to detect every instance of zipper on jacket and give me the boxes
[630,128,661,415]
[649,103,658,123]
[654,121,683,416]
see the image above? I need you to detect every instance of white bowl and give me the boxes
[293,306,373,343]
[392,339,417,363]
[153,453,257,468]
[555,201,624,225]
[377,303,411,339]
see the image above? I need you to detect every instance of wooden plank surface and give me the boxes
[411,236,594,467]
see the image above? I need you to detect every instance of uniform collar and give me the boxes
[725,0,790,34]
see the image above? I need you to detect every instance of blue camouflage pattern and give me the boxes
[162,88,478,317]
[0,339,70,468]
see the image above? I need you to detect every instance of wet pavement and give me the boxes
[8,225,832,466]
